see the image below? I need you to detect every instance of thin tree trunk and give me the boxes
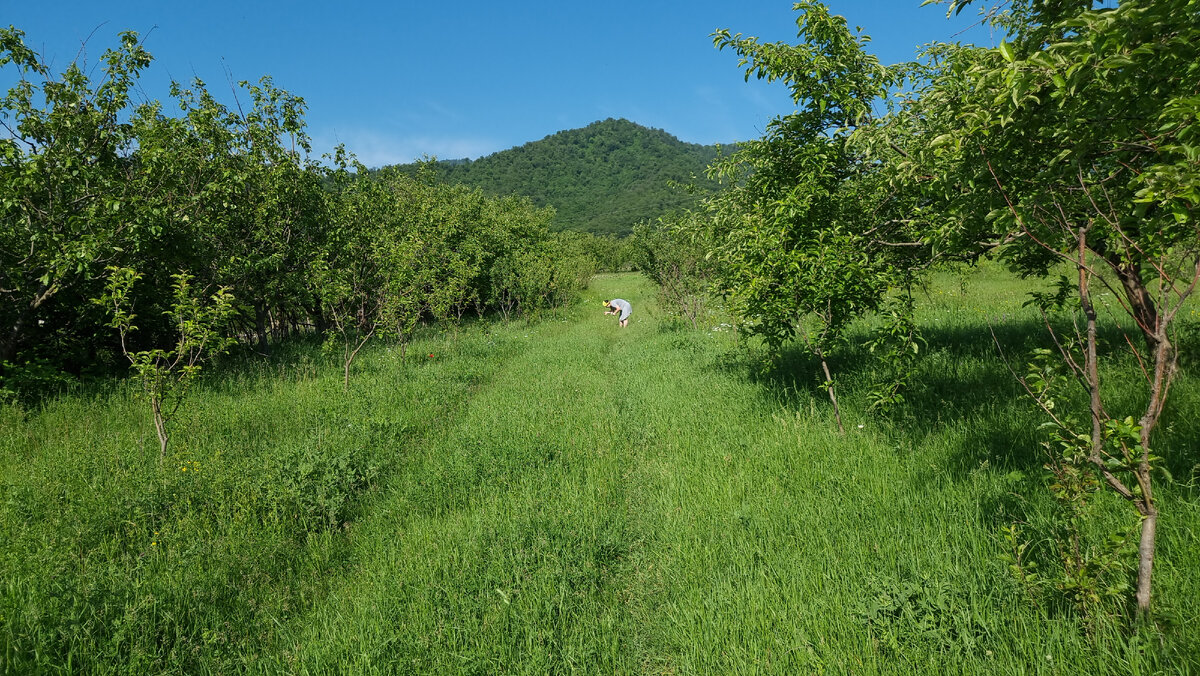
[342,325,376,392]
[1084,231,1162,616]
[1136,508,1157,615]
[152,396,169,458]
[1133,326,1174,616]
[1078,237,1106,471]
[818,353,845,435]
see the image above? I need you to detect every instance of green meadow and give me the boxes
[2,269,1198,674]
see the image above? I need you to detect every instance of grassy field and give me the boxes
[2,268,1198,673]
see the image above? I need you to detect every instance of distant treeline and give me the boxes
[386,118,723,236]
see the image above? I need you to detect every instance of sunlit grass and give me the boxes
[2,267,1197,673]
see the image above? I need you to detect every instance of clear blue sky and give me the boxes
[5,1,1000,167]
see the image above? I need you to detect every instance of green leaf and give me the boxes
[931,133,954,148]
[998,41,1015,64]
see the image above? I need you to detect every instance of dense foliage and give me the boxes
[672,2,931,431]
[645,0,1198,626]
[0,28,591,401]
[392,118,722,236]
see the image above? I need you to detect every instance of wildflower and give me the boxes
[428,353,435,358]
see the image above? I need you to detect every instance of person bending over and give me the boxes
[604,299,632,328]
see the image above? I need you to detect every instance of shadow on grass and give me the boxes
[719,318,1200,483]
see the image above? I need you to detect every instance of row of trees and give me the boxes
[638,0,1197,621]
[0,28,593,398]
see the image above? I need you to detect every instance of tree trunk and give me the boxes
[152,396,169,458]
[1131,324,1175,616]
[254,303,271,356]
[1,312,28,366]
[315,304,330,339]
[1079,245,1106,468]
[1136,507,1157,616]
[342,326,375,393]
[1,282,55,365]
[1112,260,1160,355]
[1088,233,1166,616]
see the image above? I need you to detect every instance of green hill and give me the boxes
[393,118,722,235]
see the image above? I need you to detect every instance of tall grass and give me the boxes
[1,268,1197,673]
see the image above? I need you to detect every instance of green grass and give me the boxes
[2,268,1198,673]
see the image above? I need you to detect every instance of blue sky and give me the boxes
[5,1,1001,167]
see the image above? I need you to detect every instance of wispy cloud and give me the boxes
[310,128,502,168]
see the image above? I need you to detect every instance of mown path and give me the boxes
[264,273,887,673]
[267,274,669,672]
[275,275,649,669]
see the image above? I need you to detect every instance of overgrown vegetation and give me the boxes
[2,0,1198,670]
[631,211,714,329]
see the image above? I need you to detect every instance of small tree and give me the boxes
[633,213,713,329]
[317,155,392,391]
[703,2,925,432]
[909,0,1200,615]
[317,261,385,393]
[99,267,235,458]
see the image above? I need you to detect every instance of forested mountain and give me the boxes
[392,118,722,235]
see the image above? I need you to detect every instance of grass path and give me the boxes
[269,275,669,672]
[263,273,1197,674]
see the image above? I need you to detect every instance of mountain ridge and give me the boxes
[388,118,723,235]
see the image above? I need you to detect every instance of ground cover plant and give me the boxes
[2,270,1196,673]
